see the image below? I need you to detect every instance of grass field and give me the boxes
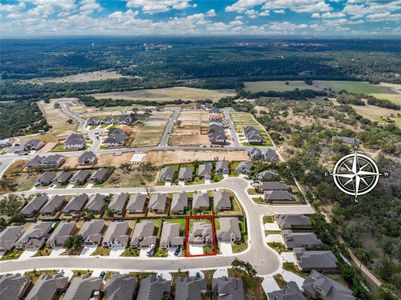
[352,105,401,128]
[244,80,316,92]
[91,87,235,102]
[230,112,272,146]
[369,93,401,105]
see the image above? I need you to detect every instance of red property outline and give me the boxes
[185,215,217,257]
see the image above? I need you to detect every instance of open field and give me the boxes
[230,112,272,146]
[145,150,248,166]
[352,105,401,128]
[28,70,127,85]
[0,160,35,194]
[244,80,317,92]
[63,152,134,169]
[169,110,210,146]
[69,101,151,119]
[90,87,235,102]
[369,93,401,105]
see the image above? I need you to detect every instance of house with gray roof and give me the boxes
[41,154,65,169]
[104,274,136,300]
[21,194,48,217]
[216,218,241,243]
[264,190,293,203]
[247,148,263,161]
[0,225,24,251]
[0,273,30,300]
[87,117,101,126]
[160,222,183,248]
[176,276,207,300]
[78,219,104,246]
[263,148,279,162]
[192,192,210,210]
[53,171,73,185]
[102,221,129,248]
[244,126,264,144]
[159,167,174,182]
[214,191,231,210]
[256,170,278,181]
[276,215,311,230]
[198,162,212,180]
[40,195,65,216]
[117,113,137,125]
[188,222,213,245]
[235,161,253,175]
[104,128,127,148]
[148,193,167,214]
[171,192,188,214]
[103,116,116,125]
[303,270,355,300]
[137,274,171,300]
[24,139,45,151]
[178,166,194,182]
[130,220,156,248]
[64,276,102,300]
[63,194,89,216]
[78,151,97,166]
[212,277,245,300]
[88,167,112,184]
[248,148,278,162]
[293,248,338,272]
[64,133,86,150]
[208,121,226,145]
[282,231,322,249]
[46,221,76,248]
[332,136,361,144]
[260,182,289,191]
[108,193,128,214]
[84,194,106,214]
[126,193,147,214]
[35,171,57,186]
[267,281,305,300]
[25,273,68,300]
[215,161,229,175]
[70,170,91,185]
[15,221,53,249]
[25,156,43,169]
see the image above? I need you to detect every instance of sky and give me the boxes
[0,0,401,38]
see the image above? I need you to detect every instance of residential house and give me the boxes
[35,171,57,186]
[276,215,312,230]
[260,182,289,191]
[0,273,31,299]
[248,148,278,162]
[244,126,264,144]
[212,277,245,300]
[303,270,355,300]
[247,148,263,161]
[192,192,209,210]
[282,231,322,249]
[215,161,229,175]
[293,248,338,272]
[264,190,293,203]
[0,138,12,148]
[235,161,253,175]
[46,221,76,248]
[25,273,68,300]
[178,166,194,182]
[24,139,45,151]
[15,221,53,249]
[267,281,305,300]
[53,171,73,185]
[103,116,115,125]
[87,117,101,126]
[104,274,136,300]
[78,151,97,166]
[216,218,241,243]
[332,136,361,144]
[171,192,188,214]
[148,193,167,214]
[89,168,112,184]
[208,121,226,145]
[40,195,65,216]
[137,275,171,300]
[130,220,156,248]
[159,167,174,182]
[85,194,106,214]
[0,225,24,251]
[64,133,86,150]
[108,193,128,214]
[25,156,43,169]
[188,222,213,245]
[126,193,147,214]
[209,107,221,114]
[63,276,103,300]
[256,170,277,181]
[213,191,231,210]
[21,195,48,217]
[175,276,207,300]
[41,154,65,169]
[62,194,89,216]
[160,222,183,248]
[103,128,127,148]
[70,170,91,185]
[118,113,137,125]
[78,219,104,246]
[198,162,212,180]
[102,221,129,248]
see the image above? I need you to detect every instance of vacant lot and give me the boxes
[102,167,157,188]
[244,80,316,92]
[169,110,210,146]
[230,112,272,146]
[69,102,150,119]
[91,87,235,102]
[63,152,134,169]
[29,71,127,85]
[0,160,35,193]
[315,80,393,94]
[352,105,401,128]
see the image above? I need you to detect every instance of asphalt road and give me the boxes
[223,109,241,147]
[159,109,180,147]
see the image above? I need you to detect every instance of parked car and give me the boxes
[174,246,181,256]
[99,271,106,279]
[146,244,155,256]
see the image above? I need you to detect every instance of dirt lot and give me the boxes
[63,152,134,169]
[0,160,35,193]
[170,110,211,146]
[145,150,248,166]
[69,102,151,119]
[29,71,127,85]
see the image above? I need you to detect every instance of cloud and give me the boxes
[206,9,216,17]
[126,0,193,14]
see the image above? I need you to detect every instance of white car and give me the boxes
[145,244,155,256]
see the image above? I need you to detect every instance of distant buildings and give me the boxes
[64,133,86,150]
[87,113,137,126]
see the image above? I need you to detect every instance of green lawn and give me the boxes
[0,249,23,260]
[315,80,394,94]
[121,247,139,257]
[164,218,187,231]
[263,215,274,223]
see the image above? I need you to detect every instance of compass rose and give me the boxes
[331,151,382,201]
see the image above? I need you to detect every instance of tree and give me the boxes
[64,235,84,250]
[231,258,256,277]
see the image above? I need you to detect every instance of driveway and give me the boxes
[109,246,125,258]
[219,242,233,255]
[264,223,280,231]
[261,275,281,294]
[280,252,295,263]
[18,248,38,260]
[80,245,97,257]
[213,268,228,278]
[189,244,204,255]
[139,248,148,258]
[280,269,305,289]
[265,234,283,243]
[50,247,66,257]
